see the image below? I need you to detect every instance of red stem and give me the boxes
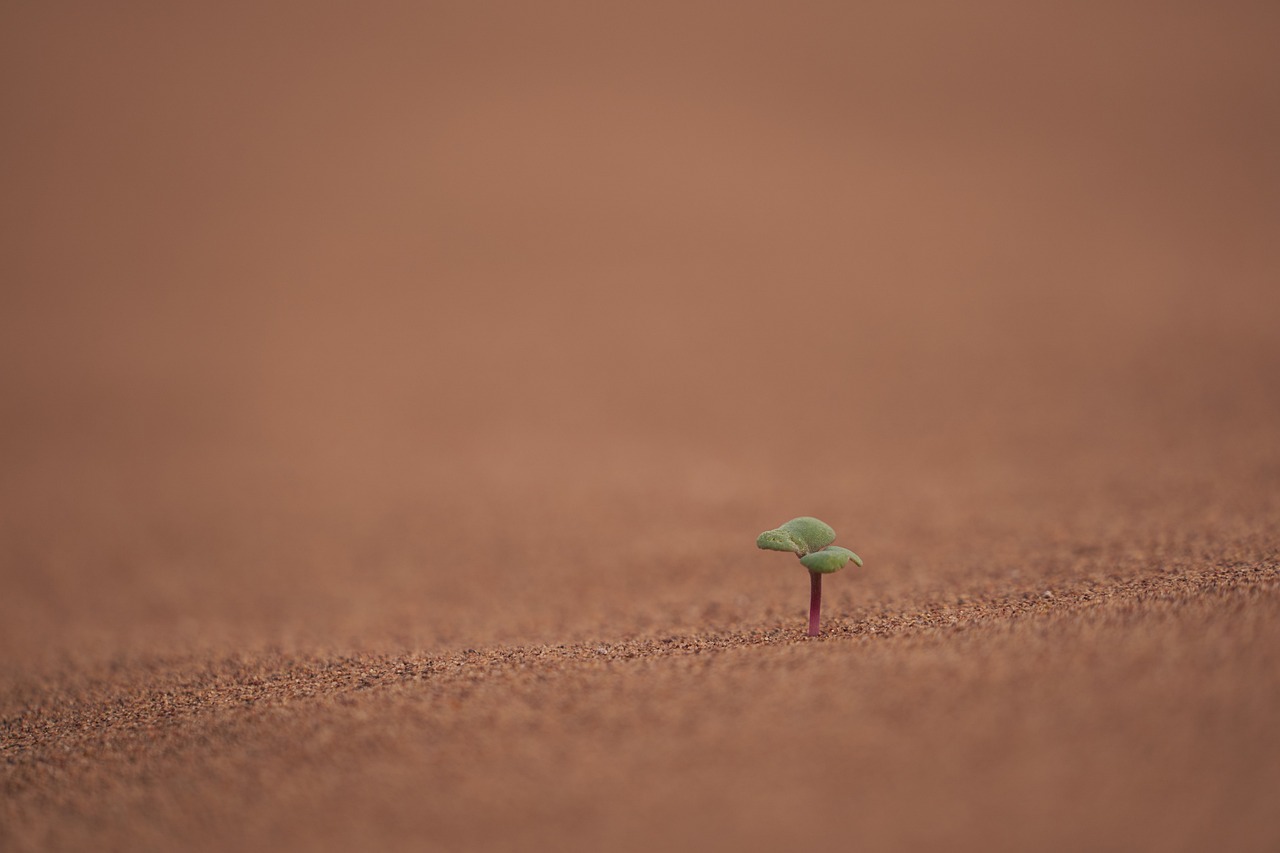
[808,570,822,637]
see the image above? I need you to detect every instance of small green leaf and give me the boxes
[779,517,837,553]
[799,546,862,574]
[756,516,837,556]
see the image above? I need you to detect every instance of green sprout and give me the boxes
[756,516,863,637]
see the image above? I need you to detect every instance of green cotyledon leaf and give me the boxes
[799,546,863,574]
[755,517,836,556]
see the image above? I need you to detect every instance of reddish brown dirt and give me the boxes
[3,3,1279,851]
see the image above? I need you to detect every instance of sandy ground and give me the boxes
[3,3,1279,851]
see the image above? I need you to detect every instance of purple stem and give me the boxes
[808,570,822,637]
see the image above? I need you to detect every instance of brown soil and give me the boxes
[3,3,1279,851]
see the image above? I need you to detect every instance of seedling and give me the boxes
[756,516,862,637]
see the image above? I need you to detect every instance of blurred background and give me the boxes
[2,1,1278,664]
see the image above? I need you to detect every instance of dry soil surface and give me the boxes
[3,3,1279,851]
